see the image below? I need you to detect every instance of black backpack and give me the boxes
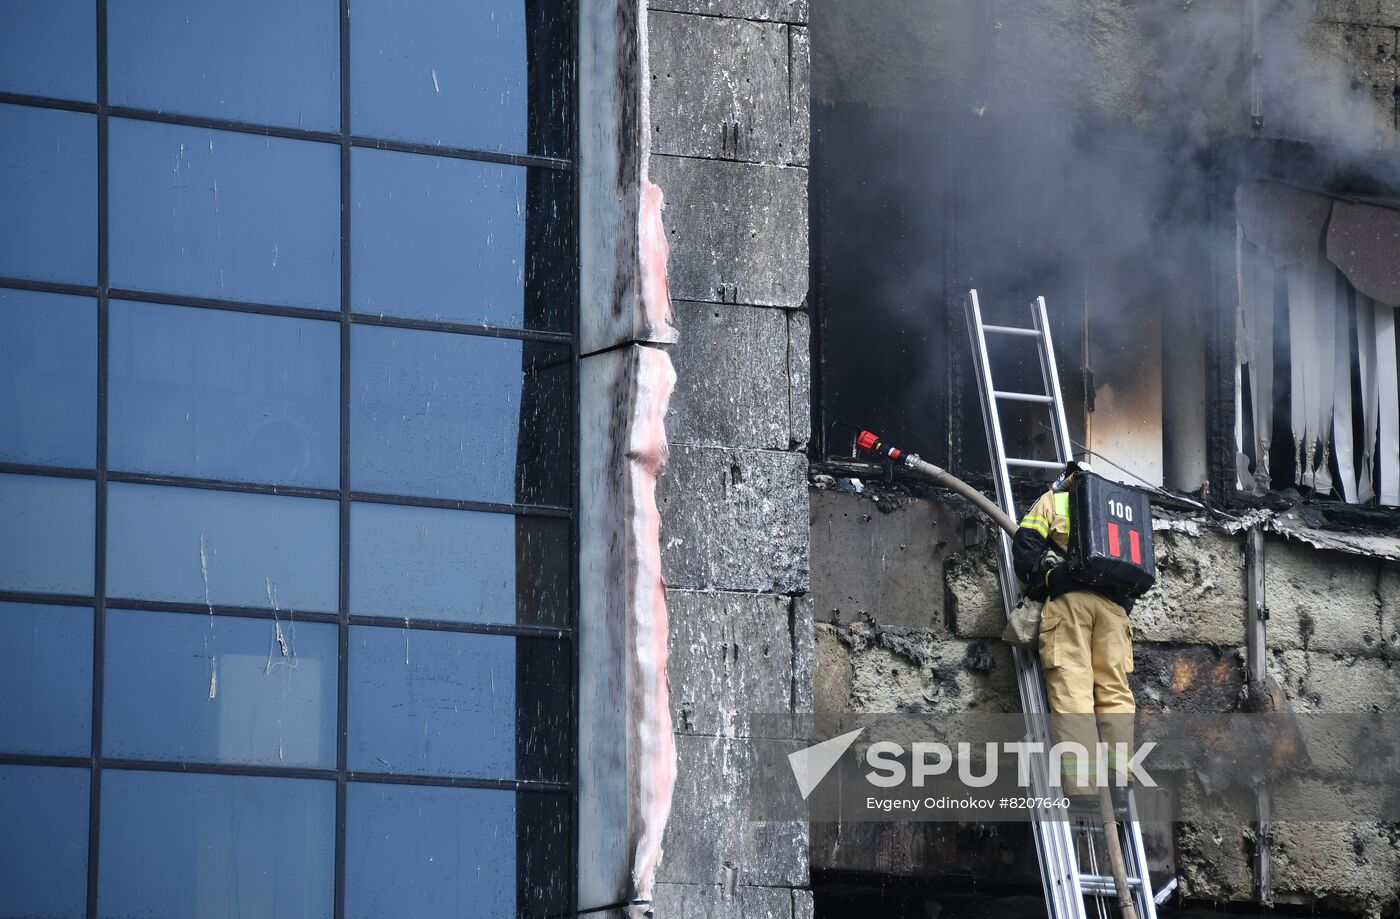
[1066,472,1157,598]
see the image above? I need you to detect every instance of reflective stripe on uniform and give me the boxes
[1019,514,1050,537]
[1053,490,1070,525]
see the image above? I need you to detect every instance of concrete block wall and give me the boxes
[647,2,812,916]
[809,480,1400,915]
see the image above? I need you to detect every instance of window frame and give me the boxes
[0,1,581,915]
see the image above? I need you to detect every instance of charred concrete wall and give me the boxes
[645,2,814,917]
[809,480,1400,916]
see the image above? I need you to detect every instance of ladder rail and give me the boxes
[1032,295,1075,465]
[966,289,1160,919]
[966,291,1087,919]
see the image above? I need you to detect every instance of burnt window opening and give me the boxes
[809,1,1400,519]
[810,1,1214,496]
[1235,181,1400,507]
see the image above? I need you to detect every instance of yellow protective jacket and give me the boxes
[1011,485,1134,612]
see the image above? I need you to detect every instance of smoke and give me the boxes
[813,0,1400,482]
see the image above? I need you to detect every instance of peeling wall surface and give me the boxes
[809,477,1400,917]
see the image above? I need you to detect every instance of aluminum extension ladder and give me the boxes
[964,290,1160,919]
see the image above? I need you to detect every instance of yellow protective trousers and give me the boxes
[1038,588,1136,794]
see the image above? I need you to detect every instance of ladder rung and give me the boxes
[994,390,1054,404]
[982,323,1043,338]
[1079,873,1144,891]
[1007,457,1064,471]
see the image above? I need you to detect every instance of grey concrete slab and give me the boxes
[649,12,801,164]
[792,594,814,716]
[1265,538,1381,653]
[668,589,795,737]
[788,26,810,165]
[811,489,957,631]
[667,300,789,450]
[787,310,810,449]
[658,733,808,889]
[649,155,808,308]
[658,444,809,593]
[1269,647,1400,712]
[1317,0,1400,27]
[648,0,808,24]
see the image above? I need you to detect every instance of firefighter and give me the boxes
[1011,462,1136,795]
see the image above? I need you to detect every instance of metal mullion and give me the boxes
[334,1,352,916]
[114,286,571,343]
[0,92,573,174]
[105,287,337,322]
[87,2,108,916]
[348,134,571,172]
[0,463,98,481]
[104,597,339,625]
[348,490,571,518]
[349,309,572,343]
[0,463,574,517]
[0,276,100,298]
[106,104,341,145]
[8,284,574,346]
[0,91,99,114]
[107,470,338,500]
[0,751,569,794]
[344,770,571,795]
[0,752,91,769]
[0,590,94,607]
[347,614,571,641]
[100,758,337,782]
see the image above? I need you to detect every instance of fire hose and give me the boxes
[853,428,1139,919]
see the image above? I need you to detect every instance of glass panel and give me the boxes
[348,628,568,781]
[0,289,97,468]
[104,609,336,768]
[352,149,573,331]
[350,326,570,505]
[109,301,340,487]
[344,784,568,919]
[109,0,339,131]
[350,0,572,157]
[108,119,339,309]
[99,770,334,919]
[0,104,97,285]
[106,483,338,612]
[350,503,568,627]
[0,0,95,101]
[0,602,92,756]
[0,473,95,595]
[0,766,89,919]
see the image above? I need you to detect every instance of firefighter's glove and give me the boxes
[1023,551,1058,602]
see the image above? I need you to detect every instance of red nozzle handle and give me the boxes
[856,429,904,462]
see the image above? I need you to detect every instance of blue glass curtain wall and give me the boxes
[0,2,576,916]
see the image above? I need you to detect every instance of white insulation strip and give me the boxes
[1357,294,1379,503]
[1286,263,1316,486]
[1332,278,1357,503]
[1375,299,1400,506]
[1313,261,1338,495]
[1237,226,1275,493]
